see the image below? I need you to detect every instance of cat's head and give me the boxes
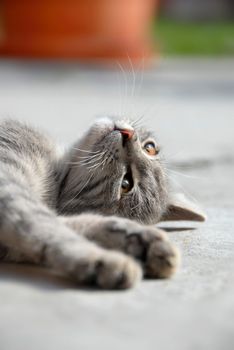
[59,117,205,224]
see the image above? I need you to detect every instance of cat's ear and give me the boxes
[161,193,206,222]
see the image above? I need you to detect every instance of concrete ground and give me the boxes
[0,58,233,350]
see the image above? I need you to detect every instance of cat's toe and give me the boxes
[56,242,142,289]
[125,227,180,279]
[144,239,180,279]
[95,252,142,289]
[68,248,142,289]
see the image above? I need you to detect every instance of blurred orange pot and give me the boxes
[0,0,157,62]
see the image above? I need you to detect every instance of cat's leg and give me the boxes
[60,214,180,278]
[0,173,141,289]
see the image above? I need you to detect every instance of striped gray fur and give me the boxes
[0,117,205,289]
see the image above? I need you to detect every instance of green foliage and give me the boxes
[153,19,234,56]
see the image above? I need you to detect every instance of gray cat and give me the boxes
[0,117,205,289]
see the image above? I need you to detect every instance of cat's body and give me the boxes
[0,118,205,289]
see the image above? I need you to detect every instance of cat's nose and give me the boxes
[118,128,134,140]
[115,127,135,141]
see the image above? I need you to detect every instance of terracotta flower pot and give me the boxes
[0,0,158,63]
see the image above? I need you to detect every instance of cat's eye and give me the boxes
[144,142,159,156]
[121,170,134,194]
[121,178,131,193]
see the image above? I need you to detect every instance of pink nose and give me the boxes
[116,128,134,140]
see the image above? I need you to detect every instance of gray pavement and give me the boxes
[0,58,233,350]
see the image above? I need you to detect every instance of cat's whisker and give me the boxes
[131,121,145,131]
[132,115,144,125]
[165,168,204,180]
[116,60,128,116]
[77,153,105,164]
[85,150,109,172]
[168,174,199,205]
[127,54,136,100]
[66,161,82,166]
[72,147,100,154]
[77,152,105,160]
[79,157,105,167]
[135,53,145,98]
[87,163,102,171]
[87,157,107,171]
[66,151,105,167]
[75,157,101,165]
[116,68,124,118]
[160,150,187,163]
[160,154,204,174]
[130,202,141,212]
[131,115,145,129]
[171,163,197,170]
[75,150,106,163]
[101,154,109,170]
[127,53,147,119]
[85,155,106,170]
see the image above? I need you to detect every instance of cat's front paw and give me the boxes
[53,242,142,290]
[61,214,180,280]
[141,229,180,279]
[106,220,180,279]
[92,250,142,289]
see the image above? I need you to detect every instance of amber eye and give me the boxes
[121,179,131,193]
[121,170,134,194]
[144,142,159,156]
